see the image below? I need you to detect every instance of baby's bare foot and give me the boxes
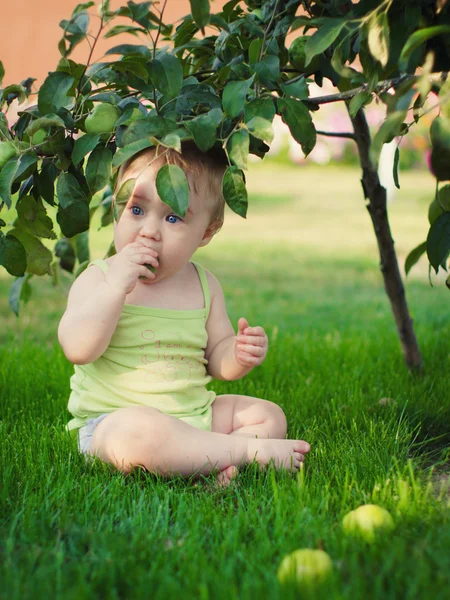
[247,439,310,472]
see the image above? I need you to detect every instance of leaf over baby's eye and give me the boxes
[115,178,136,205]
[155,164,189,217]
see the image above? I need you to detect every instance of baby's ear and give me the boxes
[199,221,220,247]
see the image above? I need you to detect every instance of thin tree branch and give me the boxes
[308,75,412,106]
[307,72,448,106]
[316,130,355,140]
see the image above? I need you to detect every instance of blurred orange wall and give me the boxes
[0,0,226,86]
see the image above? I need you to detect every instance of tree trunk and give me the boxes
[348,107,423,371]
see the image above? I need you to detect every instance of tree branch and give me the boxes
[308,75,412,106]
[316,129,355,140]
[307,72,448,106]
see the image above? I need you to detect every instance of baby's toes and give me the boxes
[294,452,305,465]
[295,441,310,454]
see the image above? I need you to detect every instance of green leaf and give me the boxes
[38,72,75,115]
[399,26,450,72]
[249,38,263,65]
[85,147,112,194]
[246,117,274,144]
[1,84,27,105]
[427,212,450,273]
[72,133,100,165]
[8,274,32,317]
[55,238,76,272]
[405,241,427,276]
[16,195,57,239]
[189,0,210,33]
[149,54,183,100]
[38,162,59,206]
[280,77,309,100]
[156,164,189,217]
[122,116,177,146]
[0,158,19,209]
[367,12,390,68]
[0,231,27,276]
[438,185,450,211]
[227,129,249,170]
[160,133,182,152]
[56,172,90,238]
[393,147,400,190]
[370,111,407,168]
[185,109,222,152]
[244,98,276,124]
[277,97,316,157]
[105,44,152,59]
[15,153,38,182]
[253,55,280,87]
[0,110,11,141]
[0,61,4,86]
[304,19,346,66]
[8,228,53,275]
[72,2,95,15]
[114,177,136,221]
[222,166,247,218]
[112,139,155,168]
[26,114,66,137]
[348,91,372,118]
[104,25,148,38]
[222,76,254,118]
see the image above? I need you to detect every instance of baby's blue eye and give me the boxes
[131,206,143,216]
[166,214,181,224]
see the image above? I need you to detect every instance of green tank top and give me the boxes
[67,260,215,432]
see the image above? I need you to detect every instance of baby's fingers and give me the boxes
[236,344,265,357]
[237,334,266,346]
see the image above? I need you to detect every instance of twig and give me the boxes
[316,130,355,140]
[308,75,412,105]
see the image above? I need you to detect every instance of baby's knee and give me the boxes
[89,407,170,472]
[265,401,287,437]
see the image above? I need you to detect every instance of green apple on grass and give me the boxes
[277,549,333,589]
[342,504,394,543]
[85,103,120,134]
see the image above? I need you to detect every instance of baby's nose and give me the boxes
[140,218,161,241]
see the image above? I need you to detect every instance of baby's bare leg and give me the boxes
[211,395,289,439]
[89,406,308,477]
[211,394,309,486]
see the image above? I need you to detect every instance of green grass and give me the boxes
[1,164,449,599]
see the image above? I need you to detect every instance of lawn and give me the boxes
[1,163,449,599]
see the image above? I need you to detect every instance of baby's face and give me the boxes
[114,163,213,283]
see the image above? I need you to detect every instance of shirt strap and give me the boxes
[191,261,211,317]
[89,259,109,274]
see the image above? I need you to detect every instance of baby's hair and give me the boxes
[113,142,228,232]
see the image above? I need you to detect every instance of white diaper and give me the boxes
[77,413,109,454]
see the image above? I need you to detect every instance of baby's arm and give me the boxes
[205,273,268,381]
[58,241,158,364]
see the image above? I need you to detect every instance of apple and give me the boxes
[0,141,18,168]
[85,103,120,134]
[342,504,394,543]
[277,548,333,588]
[289,36,321,75]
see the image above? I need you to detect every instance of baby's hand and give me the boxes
[105,241,159,295]
[235,317,268,368]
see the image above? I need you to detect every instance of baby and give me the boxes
[58,143,310,485]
